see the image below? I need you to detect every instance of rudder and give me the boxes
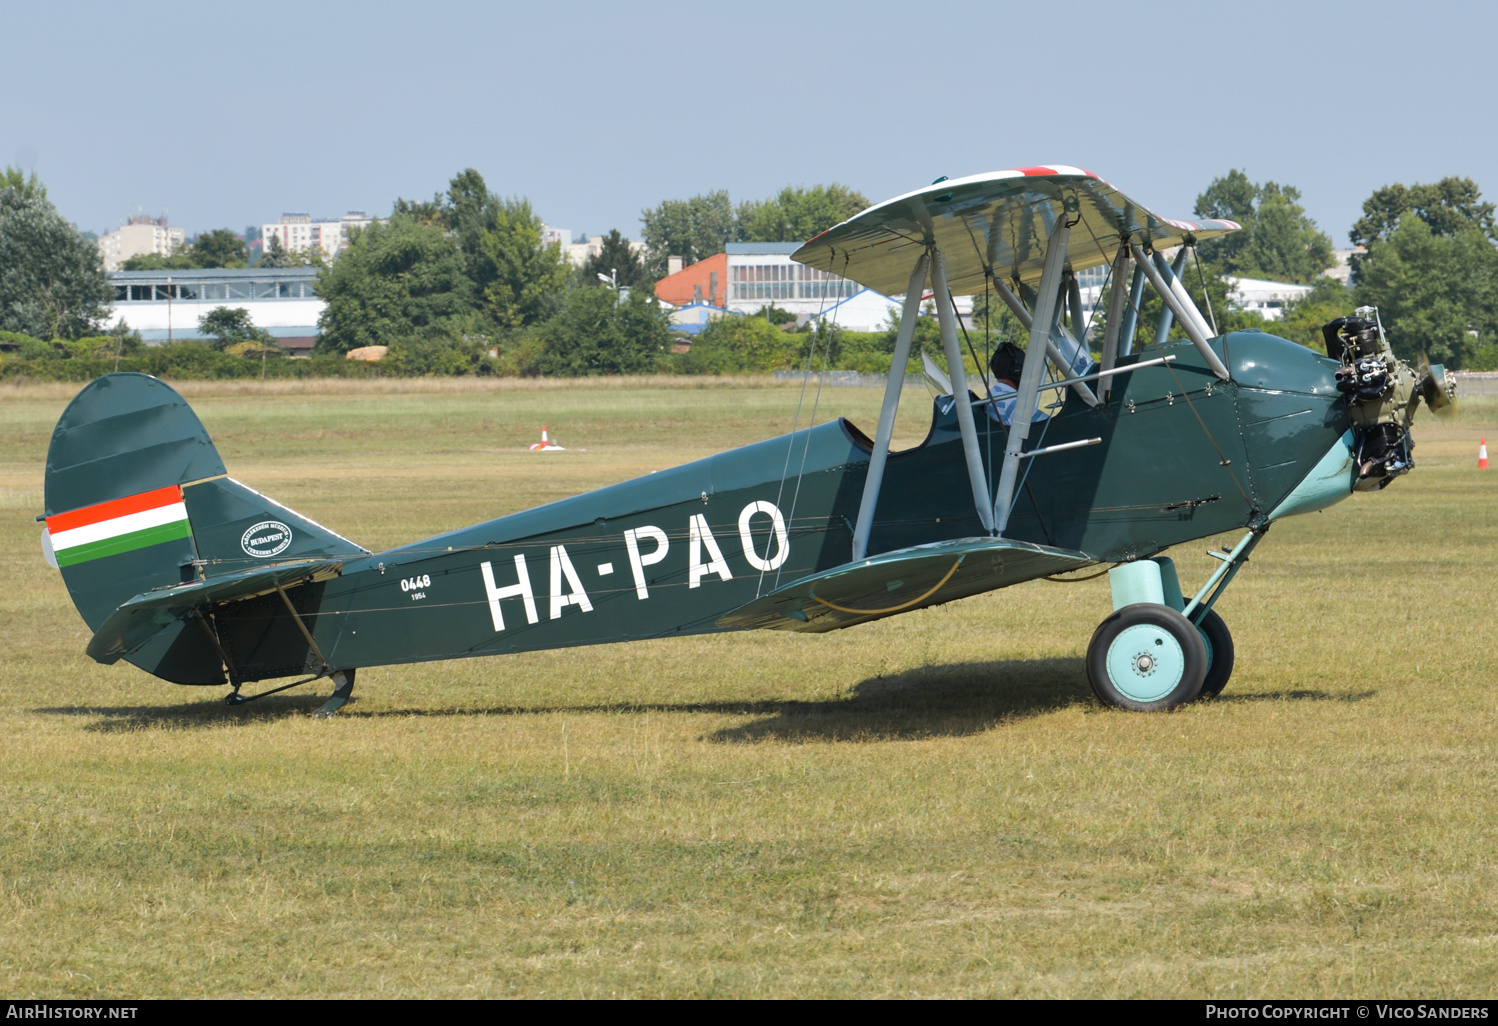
[44,374,366,684]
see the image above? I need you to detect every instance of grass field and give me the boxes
[3,375,1497,998]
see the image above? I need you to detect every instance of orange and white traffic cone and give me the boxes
[1480,438,1490,469]
[528,426,565,451]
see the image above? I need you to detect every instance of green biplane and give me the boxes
[40,168,1454,714]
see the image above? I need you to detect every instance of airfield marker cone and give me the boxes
[1481,438,1489,469]
[528,426,565,451]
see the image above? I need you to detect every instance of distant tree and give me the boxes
[316,169,566,353]
[259,234,296,268]
[422,168,570,330]
[121,251,197,271]
[580,229,651,289]
[1,166,46,202]
[679,311,803,374]
[0,183,112,339]
[639,190,736,277]
[473,195,568,330]
[737,184,869,244]
[255,233,326,269]
[1350,177,1497,250]
[189,228,248,268]
[640,184,869,279]
[1354,214,1498,369]
[444,168,495,255]
[1194,171,1334,283]
[197,306,274,350]
[1273,277,1354,354]
[315,216,473,354]
[879,301,943,361]
[390,195,446,228]
[1236,184,1335,283]
[1192,169,1258,269]
[534,286,671,375]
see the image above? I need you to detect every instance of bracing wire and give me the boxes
[776,253,848,589]
[1192,244,1219,336]
[762,258,838,598]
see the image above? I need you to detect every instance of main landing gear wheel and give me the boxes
[1087,603,1207,712]
[1194,609,1235,700]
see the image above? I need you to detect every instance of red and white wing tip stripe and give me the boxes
[1011,165,1098,178]
[1163,217,1242,232]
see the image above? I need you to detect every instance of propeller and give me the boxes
[1417,351,1457,417]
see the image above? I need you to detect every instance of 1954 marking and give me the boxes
[400,574,431,601]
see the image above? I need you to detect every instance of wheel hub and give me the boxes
[1106,626,1185,702]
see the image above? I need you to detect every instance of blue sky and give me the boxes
[5,0,1491,246]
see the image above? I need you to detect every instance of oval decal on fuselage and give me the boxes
[241,520,293,558]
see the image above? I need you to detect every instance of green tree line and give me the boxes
[1074,169,1498,370]
[638,184,868,277]
[7,163,1498,379]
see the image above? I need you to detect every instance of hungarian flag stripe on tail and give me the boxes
[46,485,193,568]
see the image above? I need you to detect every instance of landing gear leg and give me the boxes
[1094,534,1260,706]
[314,669,356,718]
[1177,531,1262,699]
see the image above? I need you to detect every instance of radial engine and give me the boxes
[1322,307,1456,490]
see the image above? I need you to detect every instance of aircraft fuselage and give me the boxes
[194,330,1349,686]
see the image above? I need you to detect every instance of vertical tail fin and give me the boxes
[44,373,366,684]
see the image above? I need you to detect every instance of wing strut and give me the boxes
[1130,243,1230,381]
[1066,272,1086,340]
[994,220,1071,534]
[930,248,995,534]
[851,253,929,561]
[1155,249,1214,341]
[1098,244,1129,400]
[1118,261,1147,359]
[1151,248,1191,347]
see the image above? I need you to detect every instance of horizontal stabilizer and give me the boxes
[717,537,1092,633]
[86,559,343,664]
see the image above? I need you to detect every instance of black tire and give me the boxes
[1086,603,1208,712]
[1194,609,1234,699]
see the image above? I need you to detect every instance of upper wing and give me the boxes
[791,166,1240,296]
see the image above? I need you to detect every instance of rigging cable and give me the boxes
[1192,242,1219,335]
[775,251,848,590]
[762,255,836,598]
